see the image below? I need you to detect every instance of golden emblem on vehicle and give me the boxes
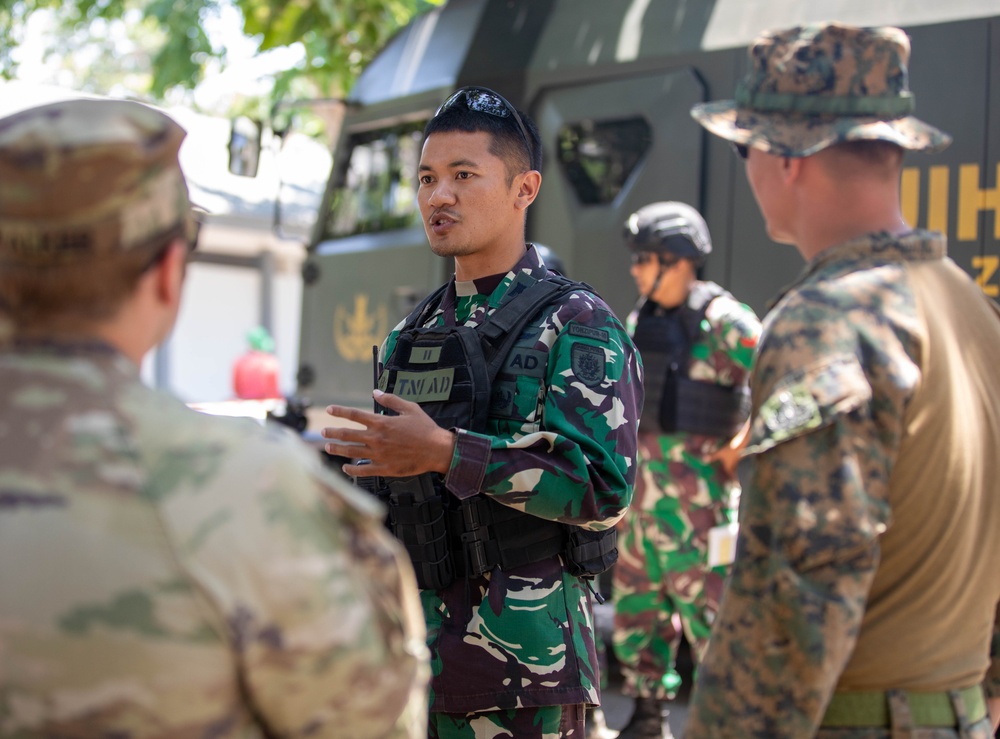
[333,294,388,362]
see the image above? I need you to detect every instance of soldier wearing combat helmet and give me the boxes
[0,98,429,738]
[687,22,1000,739]
[611,201,760,739]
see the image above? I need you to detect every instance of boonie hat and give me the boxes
[624,201,712,265]
[0,98,196,266]
[690,22,952,158]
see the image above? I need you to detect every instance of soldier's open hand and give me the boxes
[323,389,456,479]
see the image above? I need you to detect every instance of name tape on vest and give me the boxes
[394,368,455,402]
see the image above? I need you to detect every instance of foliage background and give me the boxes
[1,0,443,117]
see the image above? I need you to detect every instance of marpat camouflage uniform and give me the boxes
[685,231,1000,739]
[0,340,429,738]
[612,287,759,699]
[378,246,643,717]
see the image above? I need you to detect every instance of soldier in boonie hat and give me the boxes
[690,22,952,157]
[684,22,1000,739]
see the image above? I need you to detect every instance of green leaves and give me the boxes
[4,0,444,110]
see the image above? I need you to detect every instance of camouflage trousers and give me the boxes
[611,471,729,699]
[429,704,586,738]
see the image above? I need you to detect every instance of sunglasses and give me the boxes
[731,142,749,160]
[436,86,534,167]
[140,220,201,273]
[630,252,680,268]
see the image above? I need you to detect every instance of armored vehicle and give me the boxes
[294,0,1000,419]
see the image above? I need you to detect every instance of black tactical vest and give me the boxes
[633,281,751,438]
[374,270,617,589]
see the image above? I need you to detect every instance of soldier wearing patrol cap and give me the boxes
[687,22,1000,739]
[0,98,429,737]
[611,201,760,739]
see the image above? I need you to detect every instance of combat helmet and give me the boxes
[623,201,712,266]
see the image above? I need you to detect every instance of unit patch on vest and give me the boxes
[572,344,606,387]
[569,323,609,343]
[502,348,546,378]
[393,368,455,402]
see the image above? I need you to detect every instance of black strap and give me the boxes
[480,273,585,385]
[400,269,588,393]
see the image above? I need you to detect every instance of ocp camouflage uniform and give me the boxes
[0,340,430,738]
[379,246,643,731]
[686,231,1000,739]
[612,288,759,699]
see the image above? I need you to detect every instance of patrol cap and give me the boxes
[623,201,712,265]
[690,22,952,158]
[0,98,196,267]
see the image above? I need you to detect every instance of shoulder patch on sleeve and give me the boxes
[749,354,871,454]
[571,343,606,387]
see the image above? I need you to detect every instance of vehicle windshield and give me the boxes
[323,120,427,238]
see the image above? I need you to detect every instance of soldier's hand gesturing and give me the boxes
[323,389,457,479]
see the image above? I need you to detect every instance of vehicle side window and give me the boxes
[556,117,652,205]
[324,121,427,237]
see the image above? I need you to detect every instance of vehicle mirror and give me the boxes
[228,115,262,177]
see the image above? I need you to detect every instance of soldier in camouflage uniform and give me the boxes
[687,22,1000,739]
[611,202,760,739]
[323,87,643,738]
[0,99,429,738]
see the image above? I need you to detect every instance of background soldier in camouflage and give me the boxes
[611,202,760,739]
[323,87,643,738]
[0,99,429,738]
[687,22,1000,739]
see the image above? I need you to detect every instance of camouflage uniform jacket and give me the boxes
[380,246,643,714]
[687,231,1000,738]
[0,340,429,738]
[626,286,760,537]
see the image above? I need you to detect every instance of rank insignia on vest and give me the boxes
[572,344,606,387]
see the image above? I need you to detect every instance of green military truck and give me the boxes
[290,0,1000,421]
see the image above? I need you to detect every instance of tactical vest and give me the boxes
[375,269,617,590]
[632,281,750,437]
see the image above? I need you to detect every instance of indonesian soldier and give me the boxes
[611,201,760,739]
[0,98,429,738]
[323,87,643,738]
[686,22,1000,739]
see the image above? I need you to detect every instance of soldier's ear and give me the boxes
[514,170,541,211]
[781,155,803,185]
[153,239,189,308]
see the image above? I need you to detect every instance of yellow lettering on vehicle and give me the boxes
[958,164,1000,242]
[901,161,1000,298]
[973,255,1000,297]
[903,162,1000,242]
